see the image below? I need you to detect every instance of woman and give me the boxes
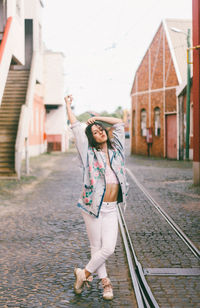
[65,95,128,300]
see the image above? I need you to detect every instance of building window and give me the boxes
[190,103,193,136]
[132,110,136,136]
[154,107,161,136]
[141,109,147,136]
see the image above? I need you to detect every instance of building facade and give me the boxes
[43,51,69,153]
[130,19,192,159]
[0,0,69,178]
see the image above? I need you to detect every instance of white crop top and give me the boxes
[101,151,119,184]
[105,164,119,184]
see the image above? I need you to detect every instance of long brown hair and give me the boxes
[85,122,113,151]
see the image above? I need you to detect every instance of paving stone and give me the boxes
[124,148,200,307]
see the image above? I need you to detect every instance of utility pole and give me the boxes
[185,29,191,160]
[192,0,200,185]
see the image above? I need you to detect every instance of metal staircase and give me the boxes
[0,69,29,177]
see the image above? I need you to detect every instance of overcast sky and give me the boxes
[43,0,192,115]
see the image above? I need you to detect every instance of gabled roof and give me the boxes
[130,19,192,95]
[163,19,192,85]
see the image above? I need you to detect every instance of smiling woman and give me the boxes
[64,94,128,300]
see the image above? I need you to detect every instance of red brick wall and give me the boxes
[165,88,177,112]
[151,91,164,157]
[151,25,164,90]
[131,23,179,157]
[137,53,149,92]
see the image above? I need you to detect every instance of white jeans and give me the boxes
[82,201,118,279]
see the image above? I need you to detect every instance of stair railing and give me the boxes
[15,51,38,179]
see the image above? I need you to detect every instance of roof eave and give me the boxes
[162,19,182,85]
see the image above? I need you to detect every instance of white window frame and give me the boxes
[141,109,147,137]
[154,107,161,137]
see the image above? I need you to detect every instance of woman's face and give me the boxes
[91,125,107,144]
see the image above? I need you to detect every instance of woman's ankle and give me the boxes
[84,268,91,279]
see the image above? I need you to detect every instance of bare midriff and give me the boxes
[101,150,120,202]
[103,183,119,202]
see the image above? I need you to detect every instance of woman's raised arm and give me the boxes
[64,95,77,125]
[86,116,125,152]
[87,116,123,126]
[64,95,88,166]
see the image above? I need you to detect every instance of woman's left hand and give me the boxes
[87,117,97,125]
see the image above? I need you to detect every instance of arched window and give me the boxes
[154,107,161,136]
[132,110,136,136]
[141,109,147,136]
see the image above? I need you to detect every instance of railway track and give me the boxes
[117,204,159,308]
[117,167,200,308]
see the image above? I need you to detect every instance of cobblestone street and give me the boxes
[0,152,136,307]
[0,146,199,307]
[125,147,200,307]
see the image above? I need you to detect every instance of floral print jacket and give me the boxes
[71,121,128,218]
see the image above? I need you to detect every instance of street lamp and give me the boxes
[171,27,191,160]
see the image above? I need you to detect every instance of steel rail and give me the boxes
[126,168,200,260]
[117,205,159,308]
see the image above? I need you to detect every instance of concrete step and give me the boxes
[0,173,17,178]
[0,113,21,118]
[0,113,20,118]
[7,72,29,76]
[1,102,25,106]
[0,123,18,129]
[6,79,28,84]
[0,112,19,117]
[3,88,27,92]
[0,122,18,127]
[0,116,20,121]
[6,79,28,83]
[4,82,28,85]
[0,167,15,173]
[0,103,23,107]
[0,144,15,155]
[0,162,15,168]
[0,126,17,134]
[3,92,27,97]
[0,140,15,145]
[1,101,25,105]
[8,71,29,75]
[0,158,14,164]
[2,93,26,98]
[0,135,16,142]
[0,152,15,157]
[0,105,21,113]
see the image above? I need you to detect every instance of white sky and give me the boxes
[43,0,192,115]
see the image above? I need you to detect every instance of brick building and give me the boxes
[130,19,192,159]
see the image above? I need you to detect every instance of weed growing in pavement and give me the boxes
[0,175,37,199]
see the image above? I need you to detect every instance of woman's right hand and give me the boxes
[64,95,73,105]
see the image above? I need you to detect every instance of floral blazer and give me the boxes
[71,121,128,218]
